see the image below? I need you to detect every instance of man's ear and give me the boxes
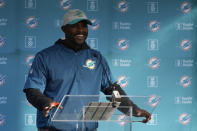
[61,25,67,33]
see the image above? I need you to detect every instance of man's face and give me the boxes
[62,21,88,44]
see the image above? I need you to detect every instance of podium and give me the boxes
[49,95,160,131]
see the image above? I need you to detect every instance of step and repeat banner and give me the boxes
[0,0,197,131]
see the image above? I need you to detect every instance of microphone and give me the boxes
[93,53,121,107]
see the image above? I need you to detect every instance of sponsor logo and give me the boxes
[117,76,129,88]
[180,2,192,14]
[148,57,160,69]
[87,0,98,11]
[25,36,36,48]
[118,1,129,13]
[147,2,159,14]
[83,59,96,70]
[0,96,7,104]
[26,16,38,28]
[147,76,158,88]
[0,18,7,26]
[148,95,160,107]
[147,39,159,51]
[175,96,192,104]
[179,113,191,125]
[113,21,132,30]
[90,18,100,30]
[0,0,5,8]
[147,114,158,125]
[0,56,7,65]
[60,0,71,10]
[26,55,35,67]
[149,20,160,32]
[180,39,192,51]
[180,75,191,88]
[0,114,5,126]
[117,39,129,50]
[175,59,193,67]
[25,114,36,126]
[87,38,98,49]
[0,74,6,86]
[176,23,193,31]
[112,59,131,67]
[25,0,36,9]
[0,35,5,47]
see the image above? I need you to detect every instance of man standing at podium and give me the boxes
[23,9,151,131]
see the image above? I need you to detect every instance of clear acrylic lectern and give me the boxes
[49,95,160,131]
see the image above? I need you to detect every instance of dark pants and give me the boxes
[38,127,97,131]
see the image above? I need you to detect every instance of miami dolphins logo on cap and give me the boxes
[83,59,96,70]
[74,10,83,17]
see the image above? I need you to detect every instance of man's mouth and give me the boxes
[74,34,86,39]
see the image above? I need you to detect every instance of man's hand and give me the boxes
[135,109,151,123]
[42,102,62,117]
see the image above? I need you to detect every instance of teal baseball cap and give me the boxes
[62,9,92,26]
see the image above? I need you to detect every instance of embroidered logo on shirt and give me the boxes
[83,59,96,70]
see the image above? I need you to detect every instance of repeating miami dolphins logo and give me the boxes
[149,20,160,32]
[117,76,128,88]
[0,0,5,8]
[118,1,128,13]
[118,39,129,50]
[26,55,35,67]
[179,113,191,125]
[60,0,71,10]
[0,114,5,126]
[90,18,100,30]
[148,57,160,69]
[180,39,192,51]
[181,2,192,14]
[26,16,38,28]
[180,75,191,88]
[0,35,5,47]
[148,95,160,107]
[83,59,96,70]
[0,74,6,86]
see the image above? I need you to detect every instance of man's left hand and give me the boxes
[135,109,151,123]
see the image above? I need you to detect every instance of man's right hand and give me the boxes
[42,102,62,117]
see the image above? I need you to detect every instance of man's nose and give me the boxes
[77,25,84,32]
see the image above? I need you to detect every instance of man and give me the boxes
[23,9,151,131]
